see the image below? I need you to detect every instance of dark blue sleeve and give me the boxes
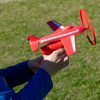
[1,61,35,88]
[0,68,53,100]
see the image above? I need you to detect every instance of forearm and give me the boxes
[0,68,53,100]
[1,61,35,88]
[15,68,53,100]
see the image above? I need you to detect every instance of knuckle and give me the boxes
[53,50,58,56]
[66,56,69,60]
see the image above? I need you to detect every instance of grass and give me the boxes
[0,0,100,99]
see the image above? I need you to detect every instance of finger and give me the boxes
[60,51,67,58]
[61,60,69,69]
[53,49,65,56]
[43,55,48,59]
[42,55,47,61]
[62,56,69,64]
[57,52,68,63]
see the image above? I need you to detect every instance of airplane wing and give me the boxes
[61,35,77,56]
[47,20,65,33]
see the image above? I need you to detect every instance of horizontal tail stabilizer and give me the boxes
[30,42,39,52]
[28,35,40,52]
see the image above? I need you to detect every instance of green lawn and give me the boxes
[0,0,100,99]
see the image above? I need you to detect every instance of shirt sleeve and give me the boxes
[1,61,35,88]
[0,68,53,100]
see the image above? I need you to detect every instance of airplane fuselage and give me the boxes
[39,26,86,44]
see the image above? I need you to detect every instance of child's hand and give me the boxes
[40,49,69,77]
[28,56,43,72]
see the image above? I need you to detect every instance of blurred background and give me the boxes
[0,0,100,99]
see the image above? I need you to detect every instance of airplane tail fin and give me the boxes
[28,35,40,52]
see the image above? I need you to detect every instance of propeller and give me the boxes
[80,9,96,45]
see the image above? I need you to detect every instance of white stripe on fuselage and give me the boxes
[40,29,79,43]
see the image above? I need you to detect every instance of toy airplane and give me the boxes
[28,9,96,56]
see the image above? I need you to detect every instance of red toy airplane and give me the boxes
[28,9,96,56]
